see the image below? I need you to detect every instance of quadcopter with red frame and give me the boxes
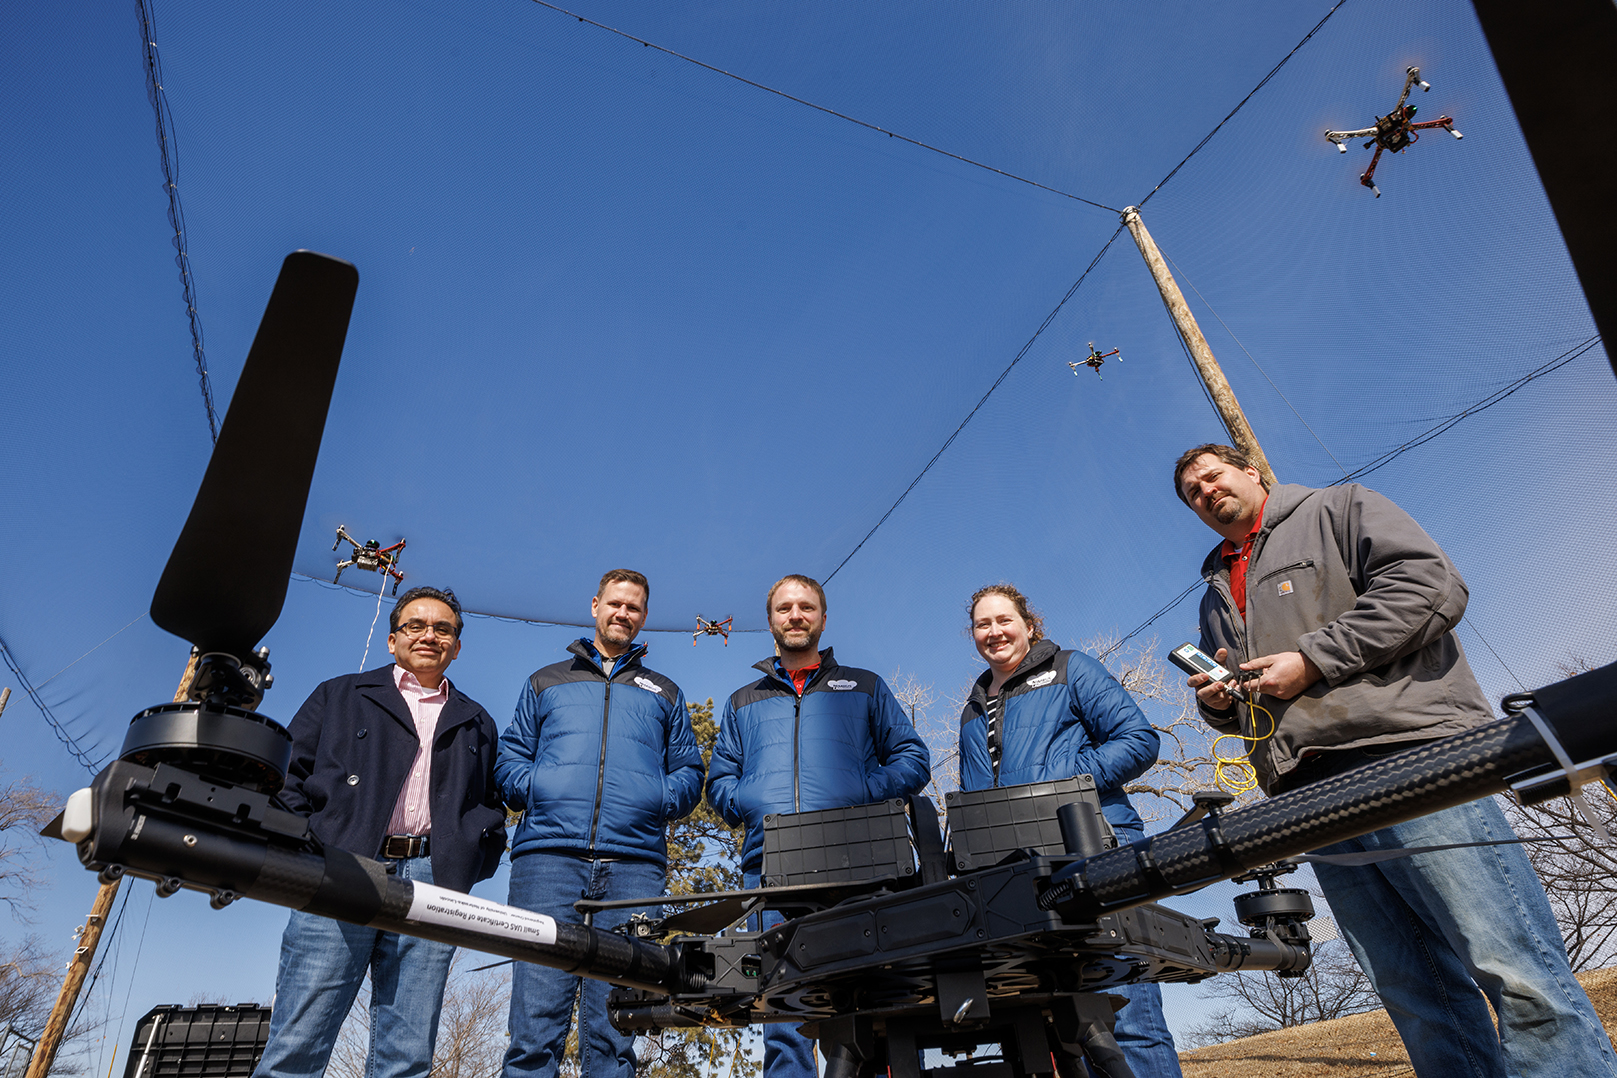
[693,615,733,646]
[1069,342,1120,379]
[332,524,406,595]
[1324,66,1463,197]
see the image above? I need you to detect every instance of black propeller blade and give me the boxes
[150,251,359,657]
[657,896,755,936]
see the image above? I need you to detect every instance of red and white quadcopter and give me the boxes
[1324,66,1463,197]
[693,615,733,646]
[1069,342,1120,379]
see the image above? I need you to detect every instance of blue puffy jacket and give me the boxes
[496,639,704,865]
[958,639,1159,833]
[708,648,931,871]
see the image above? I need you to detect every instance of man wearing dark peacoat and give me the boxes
[281,665,506,892]
[254,587,506,1078]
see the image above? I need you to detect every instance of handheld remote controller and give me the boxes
[1169,642,1257,701]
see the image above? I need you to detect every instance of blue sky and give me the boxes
[3,0,1614,1059]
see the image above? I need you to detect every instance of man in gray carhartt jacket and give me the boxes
[1174,444,1614,1078]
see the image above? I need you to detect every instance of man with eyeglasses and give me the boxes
[254,586,507,1078]
[497,569,704,1078]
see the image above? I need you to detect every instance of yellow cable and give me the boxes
[1211,698,1276,794]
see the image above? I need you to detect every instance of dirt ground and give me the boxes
[1177,966,1617,1077]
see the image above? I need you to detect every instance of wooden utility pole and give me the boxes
[1121,206,1278,487]
[0,687,11,720]
[26,651,199,1078]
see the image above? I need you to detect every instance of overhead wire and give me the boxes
[292,573,767,635]
[822,224,1129,584]
[521,0,1121,213]
[820,2,1351,586]
[137,0,218,443]
[1331,335,1601,485]
[1136,0,1349,208]
[36,614,148,691]
[0,632,106,773]
[1161,251,1350,477]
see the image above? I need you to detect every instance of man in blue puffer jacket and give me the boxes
[709,573,931,1078]
[497,569,704,1078]
[960,583,1180,1078]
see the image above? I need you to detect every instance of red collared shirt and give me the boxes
[787,663,819,695]
[1220,499,1267,621]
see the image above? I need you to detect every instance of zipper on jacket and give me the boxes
[586,666,614,850]
[1254,558,1315,586]
[792,691,802,812]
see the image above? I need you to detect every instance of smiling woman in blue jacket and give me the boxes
[960,583,1181,1078]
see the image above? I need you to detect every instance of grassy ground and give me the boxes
[1177,966,1617,1076]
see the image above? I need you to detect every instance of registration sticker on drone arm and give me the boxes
[406,883,557,945]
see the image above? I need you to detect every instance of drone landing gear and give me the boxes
[808,997,1134,1078]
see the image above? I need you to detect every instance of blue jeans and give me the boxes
[1312,797,1615,1078]
[255,855,454,1078]
[504,852,665,1078]
[743,871,818,1078]
[1104,827,1182,1078]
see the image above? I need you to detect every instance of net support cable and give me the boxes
[1136,0,1349,208]
[819,3,1348,584]
[0,632,105,774]
[522,0,1120,213]
[137,0,218,443]
[822,224,1128,584]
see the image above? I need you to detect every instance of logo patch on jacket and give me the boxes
[1277,580,1294,596]
[633,676,662,693]
[827,679,858,690]
[1026,671,1057,688]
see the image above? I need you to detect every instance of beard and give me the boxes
[600,620,636,645]
[1212,495,1244,524]
[773,626,820,654]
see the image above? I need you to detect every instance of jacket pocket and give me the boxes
[1254,559,1315,585]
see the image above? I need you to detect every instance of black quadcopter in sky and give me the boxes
[331,524,406,594]
[693,615,733,646]
[1324,66,1463,197]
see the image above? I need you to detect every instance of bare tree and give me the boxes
[1505,787,1617,971]
[1182,938,1380,1048]
[888,668,963,806]
[0,936,97,1076]
[327,955,511,1078]
[1084,635,1259,824]
[0,773,60,919]
[1498,651,1617,971]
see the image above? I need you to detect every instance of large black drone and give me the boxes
[1324,66,1463,197]
[40,233,1617,1078]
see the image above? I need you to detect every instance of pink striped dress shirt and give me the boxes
[386,664,448,836]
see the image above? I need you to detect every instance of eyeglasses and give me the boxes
[395,620,458,640]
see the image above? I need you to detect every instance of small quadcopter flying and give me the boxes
[1324,66,1463,197]
[332,524,406,594]
[693,615,733,646]
[1069,342,1120,379]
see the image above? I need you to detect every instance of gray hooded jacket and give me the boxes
[1195,482,1494,791]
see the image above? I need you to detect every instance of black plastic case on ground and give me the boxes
[762,798,916,886]
[123,1003,271,1078]
[944,775,1103,872]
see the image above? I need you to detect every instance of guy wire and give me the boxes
[522,0,1120,213]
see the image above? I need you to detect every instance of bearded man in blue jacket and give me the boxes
[709,574,931,1078]
[959,583,1179,1078]
[497,570,705,1078]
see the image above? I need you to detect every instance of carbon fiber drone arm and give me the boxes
[1045,662,1617,920]
[72,760,688,995]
